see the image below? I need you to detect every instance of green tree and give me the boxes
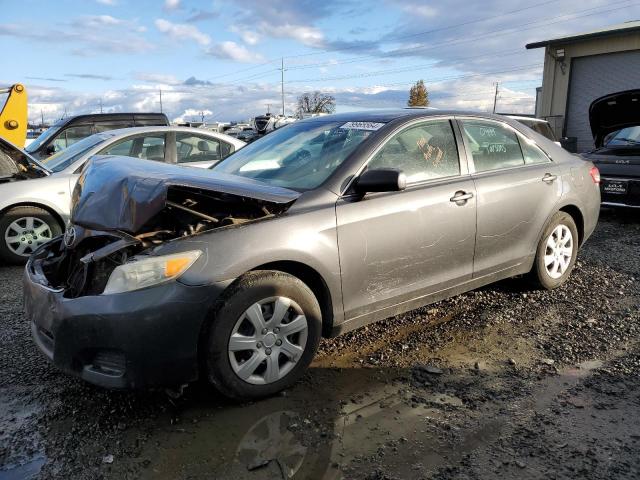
[407,80,429,107]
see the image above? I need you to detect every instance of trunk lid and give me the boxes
[589,89,640,148]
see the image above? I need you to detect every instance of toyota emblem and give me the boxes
[64,226,77,248]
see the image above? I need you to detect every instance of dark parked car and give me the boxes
[24,110,600,399]
[581,90,640,208]
[25,113,169,160]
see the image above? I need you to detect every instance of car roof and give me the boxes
[507,115,549,123]
[98,126,246,145]
[295,108,511,124]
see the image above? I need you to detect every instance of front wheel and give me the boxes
[0,206,62,264]
[531,211,579,290]
[204,271,322,400]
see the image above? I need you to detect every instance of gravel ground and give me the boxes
[1,207,639,479]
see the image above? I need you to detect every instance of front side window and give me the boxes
[213,121,376,190]
[44,133,110,173]
[461,120,524,172]
[368,120,460,184]
[176,133,232,163]
[50,125,94,152]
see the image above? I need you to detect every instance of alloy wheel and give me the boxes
[544,224,573,279]
[4,217,53,257]
[228,296,308,385]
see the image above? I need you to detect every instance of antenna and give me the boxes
[159,89,163,113]
[492,82,499,114]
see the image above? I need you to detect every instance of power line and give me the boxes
[193,0,632,93]
[196,1,561,86]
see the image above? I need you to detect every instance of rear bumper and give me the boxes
[24,261,226,389]
[599,175,640,208]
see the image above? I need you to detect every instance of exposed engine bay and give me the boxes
[30,156,300,298]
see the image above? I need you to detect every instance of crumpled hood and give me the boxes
[589,89,640,148]
[71,155,300,233]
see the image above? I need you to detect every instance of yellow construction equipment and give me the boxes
[0,83,28,148]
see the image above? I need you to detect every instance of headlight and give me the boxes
[103,250,202,295]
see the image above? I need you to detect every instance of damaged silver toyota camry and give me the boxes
[24,110,601,399]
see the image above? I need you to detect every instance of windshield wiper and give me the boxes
[610,138,639,145]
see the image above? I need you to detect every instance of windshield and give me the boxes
[212,121,378,190]
[24,124,62,153]
[43,133,110,173]
[604,126,640,147]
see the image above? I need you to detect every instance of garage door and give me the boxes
[565,49,640,153]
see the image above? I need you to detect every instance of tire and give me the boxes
[531,212,579,290]
[0,206,62,265]
[204,270,322,400]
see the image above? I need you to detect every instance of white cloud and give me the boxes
[96,0,117,5]
[230,25,261,46]
[164,0,181,10]
[154,19,211,46]
[207,41,264,63]
[173,108,213,123]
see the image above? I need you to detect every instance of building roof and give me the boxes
[526,20,640,49]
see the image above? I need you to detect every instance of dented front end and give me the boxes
[24,156,301,388]
[29,155,299,297]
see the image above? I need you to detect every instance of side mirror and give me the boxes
[45,144,57,155]
[354,168,407,194]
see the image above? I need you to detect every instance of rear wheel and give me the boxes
[531,212,578,289]
[0,206,62,264]
[204,271,321,400]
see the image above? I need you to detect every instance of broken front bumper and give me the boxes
[24,253,226,390]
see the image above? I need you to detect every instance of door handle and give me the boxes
[450,191,474,204]
[542,173,557,183]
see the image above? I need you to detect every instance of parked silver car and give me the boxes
[0,127,244,263]
[24,110,600,399]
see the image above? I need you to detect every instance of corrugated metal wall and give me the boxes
[565,49,640,152]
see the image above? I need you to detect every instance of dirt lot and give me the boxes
[1,208,639,480]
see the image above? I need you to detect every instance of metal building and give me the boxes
[527,21,640,152]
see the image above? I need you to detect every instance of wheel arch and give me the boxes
[249,261,335,338]
[0,202,66,232]
[558,204,584,246]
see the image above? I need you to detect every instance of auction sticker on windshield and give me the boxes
[339,122,386,131]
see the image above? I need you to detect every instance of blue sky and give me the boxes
[0,0,637,123]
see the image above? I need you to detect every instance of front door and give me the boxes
[457,117,562,277]
[336,119,477,321]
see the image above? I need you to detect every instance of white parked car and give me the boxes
[0,127,245,263]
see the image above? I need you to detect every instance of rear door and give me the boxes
[457,117,562,277]
[335,119,477,321]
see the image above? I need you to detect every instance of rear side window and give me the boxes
[176,133,233,163]
[99,134,166,162]
[368,120,460,184]
[519,136,550,165]
[461,120,524,172]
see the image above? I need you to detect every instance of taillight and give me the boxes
[589,166,600,184]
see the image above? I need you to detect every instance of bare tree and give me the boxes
[296,91,336,116]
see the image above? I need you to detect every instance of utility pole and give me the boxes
[200,111,205,123]
[99,98,103,114]
[492,82,499,114]
[266,103,271,114]
[40,110,44,127]
[159,89,163,113]
[279,58,286,116]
